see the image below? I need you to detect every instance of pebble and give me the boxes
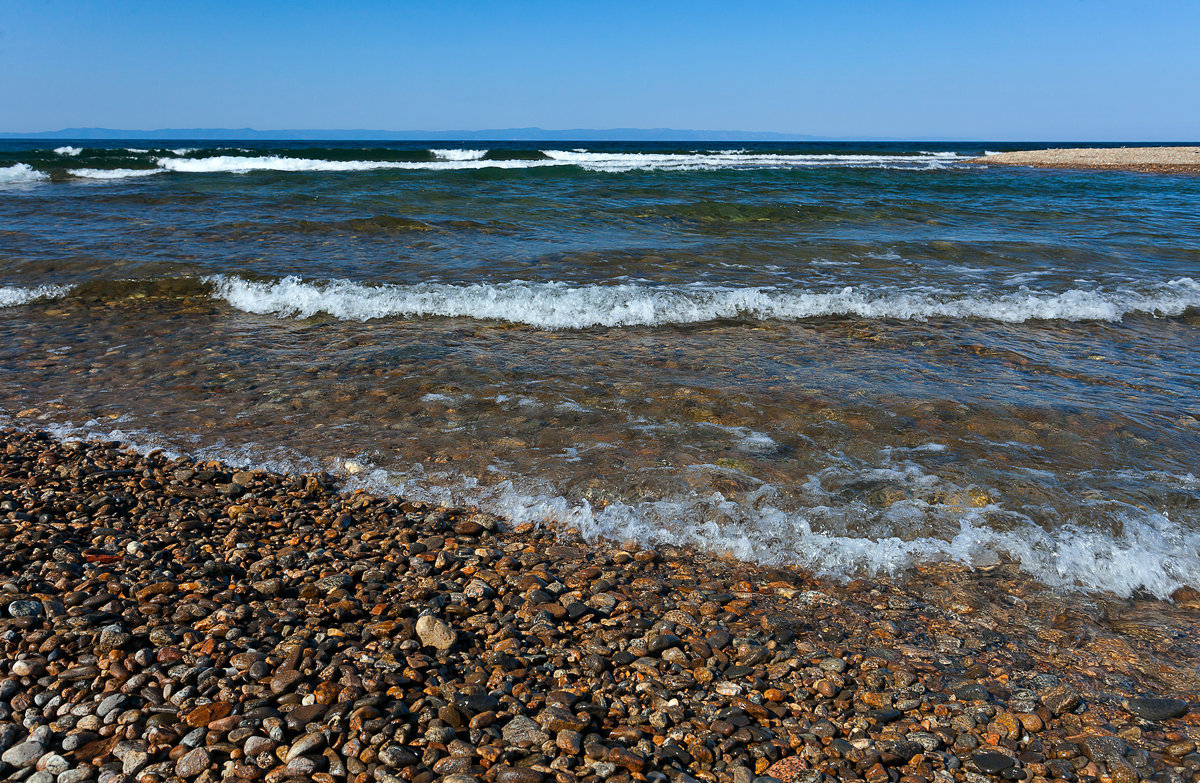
[7,600,41,618]
[1040,685,1081,715]
[1,740,43,768]
[1125,696,1190,721]
[0,429,1195,783]
[970,752,1016,775]
[415,615,457,650]
[174,747,210,778]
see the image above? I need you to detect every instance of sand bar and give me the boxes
[968,146,1200,173]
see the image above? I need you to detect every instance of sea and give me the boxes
[1,140,1197,599]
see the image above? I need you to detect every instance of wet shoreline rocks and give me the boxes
[1,427,1198,783]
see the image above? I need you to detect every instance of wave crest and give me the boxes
[430,148,488,161]
[69,168,162,180]
[0,163,49,187]
[0,284,73,308]
[22,414,1199,599]
[207,275,1200,328]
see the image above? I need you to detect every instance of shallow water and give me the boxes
[2,140,1198,597]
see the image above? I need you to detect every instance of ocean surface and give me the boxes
[2,140,1198,598]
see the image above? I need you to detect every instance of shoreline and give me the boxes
[966,147,1200,174]
[1,427,1198,783]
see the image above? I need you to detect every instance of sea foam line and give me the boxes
[69,168,162,180]
[154,150,963,174]
[207,274,1200,328]
[15,412,1198,599]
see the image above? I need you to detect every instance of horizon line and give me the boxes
[1,127,1195,144]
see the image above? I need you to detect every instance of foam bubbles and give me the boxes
[0,163,49,187]
[69,168,162,180]
[54,146,83,156]
[155,154,553,174]
[12,412,1197,599]
[151,150,966,176]
[540,149,965,172]
[430,148,488,161]
[206,274,1200,329]
[0,284,72,308]
[343,458,1200,599]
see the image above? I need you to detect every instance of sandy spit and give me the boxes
[967,146,1200,173]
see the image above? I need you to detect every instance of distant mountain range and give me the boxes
[0,127,830,141]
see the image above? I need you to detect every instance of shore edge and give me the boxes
[1,427,1198,783]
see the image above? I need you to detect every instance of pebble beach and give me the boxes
[1,428,1198,783]
[967,148,1200,174]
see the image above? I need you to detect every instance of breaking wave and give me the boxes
[0,284,73,308]
[19,413,1198,599]
[430,148,488,161]
[0,149,972,182]
[69,168,162,180]
[150,150,963,174]
[0,163,49,186]
[207,274,1200,328]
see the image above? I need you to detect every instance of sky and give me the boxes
[2,0,1198,140]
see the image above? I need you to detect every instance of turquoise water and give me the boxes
[1,140,1198,597]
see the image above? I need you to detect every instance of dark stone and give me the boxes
[1079,735,1126,764]
[1125,697,1189,722]
[611,650,636,667]
[972,752,1016,775]
[285,703,328,730]
[1041,685,1081,715]
[955,683,990,702]
[453,687,499,716]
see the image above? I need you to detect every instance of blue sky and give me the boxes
[2,0,1198,140]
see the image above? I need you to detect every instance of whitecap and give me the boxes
[153,150,968,175]
[0,163,49,186]
[0,284,72,307]
[205,274,1200,329]
[69,168,162,180]
[430,148,487,161]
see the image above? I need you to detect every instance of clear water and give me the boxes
[2,140,1198,597]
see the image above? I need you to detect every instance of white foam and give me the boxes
[699,422,780,454]
[54,146,83,156]
[206,275,1200,329]
[155,154,554,174]
[152,150,966,175]
[0,163,49,187]
[12,412,1196,599]
[430,148,487,161]
[343,459,1200,600]
[0,284,72,308]
[539,149,966,172]
[69,168,162,180]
